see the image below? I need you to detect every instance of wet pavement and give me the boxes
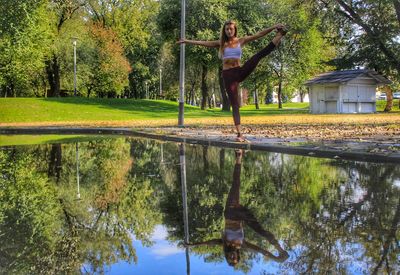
[1,126,399,163]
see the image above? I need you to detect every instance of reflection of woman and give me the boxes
[178,21,287,142]
[186,149,288,266]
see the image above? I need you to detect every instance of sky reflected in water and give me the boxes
[0,136,399,274]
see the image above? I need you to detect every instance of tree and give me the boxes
[0,1,52,97]
[45,0,85,97]
[83,23,131,97]
[264,0,334,108]
[86,0,161,99]
[158,0,227,109]
[310,0,400,110]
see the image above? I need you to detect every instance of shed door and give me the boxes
[342,103,357,113]
[343,85,358,101]
[326,101,337,113]
[317,91,325,113]
[360,103,374,113]
[358,86,376,102]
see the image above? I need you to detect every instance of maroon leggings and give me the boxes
[222,42,276,126]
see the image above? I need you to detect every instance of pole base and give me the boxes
[178,102,184,127]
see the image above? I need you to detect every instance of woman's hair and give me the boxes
[223,242,241,266]
[219,20,237,59]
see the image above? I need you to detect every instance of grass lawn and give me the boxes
[0,98,399,127]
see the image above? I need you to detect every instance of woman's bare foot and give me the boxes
[236,134,248,143]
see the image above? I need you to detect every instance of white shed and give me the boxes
[305,70,391,114]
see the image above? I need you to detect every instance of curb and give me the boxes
[0,127,399,163]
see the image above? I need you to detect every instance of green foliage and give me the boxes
[0,148,62,273]
[0,1,53,96]
[313,0,400,83]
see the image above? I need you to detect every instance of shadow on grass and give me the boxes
[41,98,223,118]
[41,98,310,119]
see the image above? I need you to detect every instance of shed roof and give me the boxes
[305,69,392,85]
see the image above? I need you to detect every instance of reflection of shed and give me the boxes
[305,70,391,114]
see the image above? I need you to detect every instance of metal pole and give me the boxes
[178,0,186,127]
[179,143,190,275]
[160,68,162,97]
[73,39,77,96]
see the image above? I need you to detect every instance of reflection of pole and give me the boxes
[178,0,186,127]
[161,143,164,163]
[76,143,80,199]
[179,143,190,275]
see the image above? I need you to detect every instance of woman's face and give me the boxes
[224,23,236,38]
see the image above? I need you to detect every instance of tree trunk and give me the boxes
[48,144,62,183]
[219,148,225,184]
[188,81,195,105]
[218,66,230,111]
[46,55,61,97]
[278,79,283,109]
[11,83,15,97]
[394,0,400,26]
[265,80,273,104]
[255,90,259,109]
[203,146,209,173]
[300,89,305,103]
[254,78,259,109]
[372,196,400,274]
[384,86,393,112]
[200,65,208,110]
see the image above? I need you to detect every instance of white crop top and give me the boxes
[223,43,242,59]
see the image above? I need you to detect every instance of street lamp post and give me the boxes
[159,68,162,97]
[178,0,186,127]
[145,81,148,99]
[72,37,77,96]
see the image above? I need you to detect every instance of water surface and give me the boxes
[0,136,398,274]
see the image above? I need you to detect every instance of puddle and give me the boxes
[0,135,398,274]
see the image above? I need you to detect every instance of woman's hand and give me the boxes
[274,23,285,31]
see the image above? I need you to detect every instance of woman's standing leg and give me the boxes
[223,69,244,141]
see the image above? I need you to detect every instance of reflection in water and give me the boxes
[186,149,288,267]
[76,143,80,199]
[0,137,398,274]
[179,143,190,275]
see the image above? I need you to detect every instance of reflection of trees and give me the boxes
[158,146,399,274]
[1,139,398,273]
[282,160,400,274]
[0,148,62,273]
[0,138,162,273]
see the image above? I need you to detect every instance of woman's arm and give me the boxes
[240,24,284,46]
[243,240,289,262]
[185,239,223,247]
[177,39,220,48]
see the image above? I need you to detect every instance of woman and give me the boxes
[185,149,289,266]
[178,20,287,142]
